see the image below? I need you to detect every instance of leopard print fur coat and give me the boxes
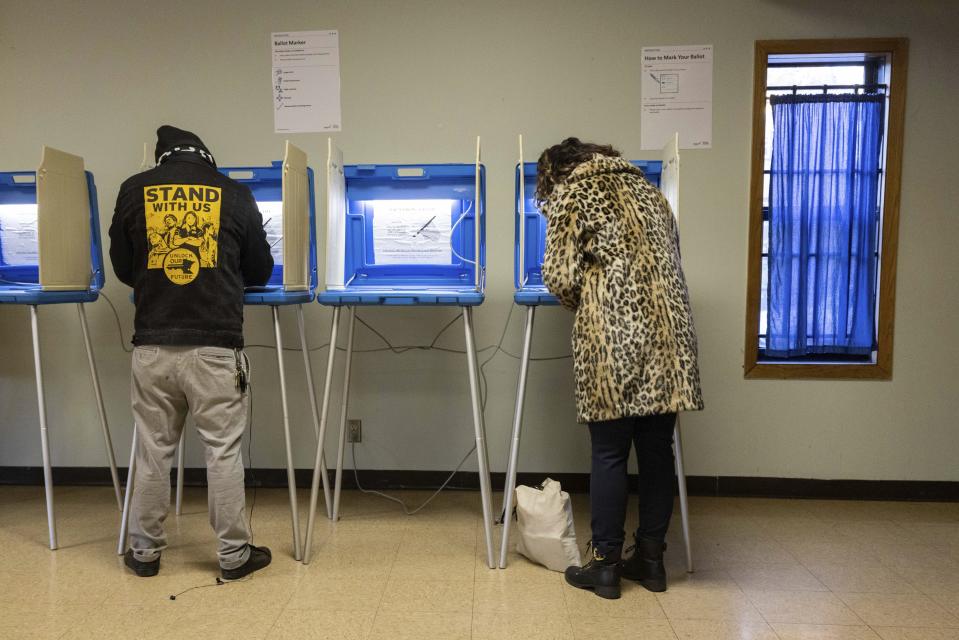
[541,155,704,424]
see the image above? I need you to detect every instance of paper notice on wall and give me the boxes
[372,200,453,265]
[641,44,713,150]
[0,204,39,266]
[256,201,284,265]
[272,30,341,133]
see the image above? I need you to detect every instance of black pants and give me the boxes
[589,413,676,558]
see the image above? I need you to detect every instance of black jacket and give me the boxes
[109,152,273,348]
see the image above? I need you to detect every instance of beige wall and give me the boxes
[1,0,957,481]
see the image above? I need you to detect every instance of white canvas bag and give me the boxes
[514,478,582,572]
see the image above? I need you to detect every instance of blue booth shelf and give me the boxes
[317,289,484,306]
[321,163,485,307]
[220,161,318,306]
[513,160,662,306]
[244,288,315,305]
[0,170,104,305]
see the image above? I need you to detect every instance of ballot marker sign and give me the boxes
[272,30,342,133]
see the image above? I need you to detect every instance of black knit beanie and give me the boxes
[154,125,214,165]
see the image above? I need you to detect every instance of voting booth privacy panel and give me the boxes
[303,138,497,568]
[500,134,693,571]
[0,146,121,550]
[118,141,333,562]
[227,143,316,302]
[0,149,104,300]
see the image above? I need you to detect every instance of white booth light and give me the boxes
[0,203,39,265]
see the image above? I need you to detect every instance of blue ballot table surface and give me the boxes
[318,288,483,306]
[244,287,315,305]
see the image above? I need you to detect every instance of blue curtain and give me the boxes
[766,94,883,357]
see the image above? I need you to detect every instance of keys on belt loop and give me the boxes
[234,348,248,392]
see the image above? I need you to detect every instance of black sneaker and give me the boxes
[621,536,667,592]
[221,545,272,581]
[564,543,622,599]
[124,549,160,577]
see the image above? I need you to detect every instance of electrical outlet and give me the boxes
[347,419,362,443]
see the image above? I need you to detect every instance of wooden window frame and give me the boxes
[744,38,909,380]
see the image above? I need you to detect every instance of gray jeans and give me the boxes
[129,345,251,570]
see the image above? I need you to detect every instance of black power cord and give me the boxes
[169,578,225,600]
[342,310,500,513]
[98,291,134,353]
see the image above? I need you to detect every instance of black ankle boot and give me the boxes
[564,544,622,599]
[621,536,667,592]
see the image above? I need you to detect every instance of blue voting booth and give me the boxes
[317,169,485,306]
[303,138,497,568]
[498,135,694,571]
[117,142,330,562]
[0,147,122,550]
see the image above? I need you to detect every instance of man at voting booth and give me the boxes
[109,125,274,579]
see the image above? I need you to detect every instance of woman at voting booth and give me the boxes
[537,138,703,599]
[108,126,275,580]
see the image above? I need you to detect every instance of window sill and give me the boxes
[744,361,892,380]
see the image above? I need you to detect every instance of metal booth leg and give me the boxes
[29,305,57,550]
[297,304,332,520]
[175,434,185,516]
[673,418,693,573]
[498,305,535,568]
[77,303,122,511]
[330,307,356,523]
[303,306,341,564]
[117,424,138,555]
[272,306,302,561]
[464,306,496,569]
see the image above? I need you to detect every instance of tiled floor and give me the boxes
[2,485,959,639]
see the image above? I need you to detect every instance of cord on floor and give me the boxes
[350,442,476,515]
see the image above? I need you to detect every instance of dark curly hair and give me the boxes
[535,137,622,204]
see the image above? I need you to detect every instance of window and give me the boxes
[744,39,908,379]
